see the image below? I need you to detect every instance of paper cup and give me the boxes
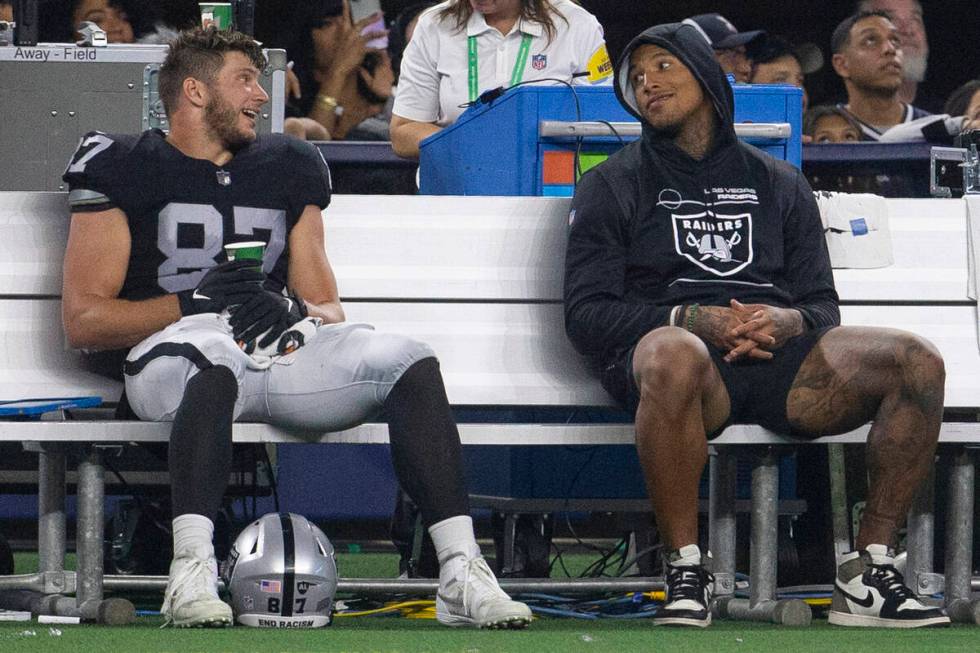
[225,241,265,266]
[199,3,233,30]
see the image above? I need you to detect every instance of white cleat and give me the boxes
[436,555,532,629]
[161,552,233,628]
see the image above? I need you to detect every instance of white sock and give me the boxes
[172,513,215,560]
[428,515,480,565]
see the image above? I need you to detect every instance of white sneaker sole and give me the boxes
[170,614,232,628]
[435,594,532,629]
[828,610,950,628]
[653,614,712,628]
[437,612,532,629]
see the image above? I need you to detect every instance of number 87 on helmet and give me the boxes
[222,513,339,628]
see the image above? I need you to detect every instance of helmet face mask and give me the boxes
[223,513,338,628]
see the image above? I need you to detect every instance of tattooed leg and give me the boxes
[786,327,945,549]
[632,327,731,550]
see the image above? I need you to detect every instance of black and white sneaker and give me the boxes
[828,544,949,628]
[653,544,713,627]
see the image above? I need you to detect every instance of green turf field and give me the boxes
[4,552,976,652]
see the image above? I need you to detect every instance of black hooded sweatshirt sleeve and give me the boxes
[563,21,839,363]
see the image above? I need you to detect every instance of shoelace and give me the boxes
[161,557,217,626]
[460,556,509,610]
[867,563,916,602]
[665,564,714,605]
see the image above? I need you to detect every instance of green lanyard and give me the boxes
[468,33,533,103]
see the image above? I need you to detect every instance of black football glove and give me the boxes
[176,260,266,316]
[228,288,308,348]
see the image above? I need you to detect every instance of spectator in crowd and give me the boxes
[688,13,765,84]
[831,11,930,141]
[275,0,393,141]
[61,26,532,630]
[945,79,980,133]
[0,2,12,23]
[804,104,861,143]
[70,0,162,43]
[389,2,438,83]
[390,0,612,160]
[857,0,931,109]
[749,36,822,113]
[565,20,949,629]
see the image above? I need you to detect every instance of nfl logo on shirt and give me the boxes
[532,54,547,70]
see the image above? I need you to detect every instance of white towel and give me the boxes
[814,191,894,269]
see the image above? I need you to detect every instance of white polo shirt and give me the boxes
[393,0,612,126]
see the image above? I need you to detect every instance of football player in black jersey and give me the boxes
[62,27,531,630]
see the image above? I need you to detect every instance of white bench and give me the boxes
[1,192,980,625]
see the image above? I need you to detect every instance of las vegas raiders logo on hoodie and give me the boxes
[661,187,758,277]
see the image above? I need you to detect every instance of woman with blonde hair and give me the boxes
[391,0,611,159]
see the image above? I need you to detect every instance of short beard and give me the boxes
[903,52,928,83]
[204,96,253,151]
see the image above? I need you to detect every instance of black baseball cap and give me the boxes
[689,13,766,50]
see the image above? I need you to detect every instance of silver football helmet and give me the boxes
[222,513,338,628]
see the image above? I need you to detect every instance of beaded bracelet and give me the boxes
[685,303,700,333]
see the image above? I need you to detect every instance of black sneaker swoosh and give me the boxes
[836,583,875,608]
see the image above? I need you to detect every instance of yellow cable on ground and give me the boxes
[334,600,436,619]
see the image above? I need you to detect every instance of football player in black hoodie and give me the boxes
[564,21,948,628]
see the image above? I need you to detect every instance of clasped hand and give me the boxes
[697,300,803,363]
[177,260,308,349]
[229,289,308,349]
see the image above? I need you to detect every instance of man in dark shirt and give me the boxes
[563,21,947,629]
[831,11,930,140]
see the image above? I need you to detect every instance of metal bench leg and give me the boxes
[709,448,737,599]
[906,465,943,598]
[75,447,135,625]
[828,443,851,564]
[0,446,78,604]
[39,448,67,578]
[944,449,980,623]
[718,448,811,626]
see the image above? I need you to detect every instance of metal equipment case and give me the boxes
[0,43,286,191]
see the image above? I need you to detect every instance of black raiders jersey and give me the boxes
[62,129,332,301]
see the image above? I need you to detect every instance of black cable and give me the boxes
[595,119,626,146]
[548,540,574,578]
[260,444,281,513]
[616,543,663,577]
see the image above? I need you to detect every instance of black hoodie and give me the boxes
[563,21,839,365]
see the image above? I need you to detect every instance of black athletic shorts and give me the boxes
[599,326,836,437]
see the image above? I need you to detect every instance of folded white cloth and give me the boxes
[814,191,894,269]
[878,114,964,143]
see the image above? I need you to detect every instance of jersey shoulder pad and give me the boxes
[262,134,332,210]
[62,131,141,211]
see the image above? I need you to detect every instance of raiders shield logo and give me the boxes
[672,211,753,276]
